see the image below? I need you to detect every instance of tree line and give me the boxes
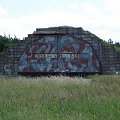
[0,35,19,53]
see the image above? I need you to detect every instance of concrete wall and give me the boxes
[0,27,120,75]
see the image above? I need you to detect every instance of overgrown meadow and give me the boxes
[0,75,120,120]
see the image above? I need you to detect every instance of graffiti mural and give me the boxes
[18,35,100,73]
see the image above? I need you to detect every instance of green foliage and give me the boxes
[113,42,120,53]
[0,35,18,53]
[108,39,113,44]
[0,75,120,120]
[114,46,120,54]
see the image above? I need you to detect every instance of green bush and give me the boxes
[0,35,18,53]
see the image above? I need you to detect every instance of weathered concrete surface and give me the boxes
[0,26,120,75]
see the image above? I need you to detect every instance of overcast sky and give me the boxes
[0,0,120,43]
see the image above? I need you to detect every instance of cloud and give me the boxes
[69,3,79,9]
[0,6,8,17]
[79,1,120,42]
[0,10,89,39]
[104,0,120,14]
[0,1,120,42]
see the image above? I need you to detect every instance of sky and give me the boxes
[0,0,120,43]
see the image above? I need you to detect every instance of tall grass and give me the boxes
[0,75,120,120]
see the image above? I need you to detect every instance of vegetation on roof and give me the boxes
[85,31,120,54]
[114,45,120,54]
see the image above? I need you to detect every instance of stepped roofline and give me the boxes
[33,26,83,35]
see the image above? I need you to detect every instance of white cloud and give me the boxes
[0,6,8,17]
[0,11,89,39]
[79,1,120,42]
[0,1,120,42]
[104,0,120,14]
[69,3,79,9]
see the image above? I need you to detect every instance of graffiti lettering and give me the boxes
[34,54,80,58]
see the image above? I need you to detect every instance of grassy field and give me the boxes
[0,75,120,120]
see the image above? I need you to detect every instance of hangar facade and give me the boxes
[0,26,120,75]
